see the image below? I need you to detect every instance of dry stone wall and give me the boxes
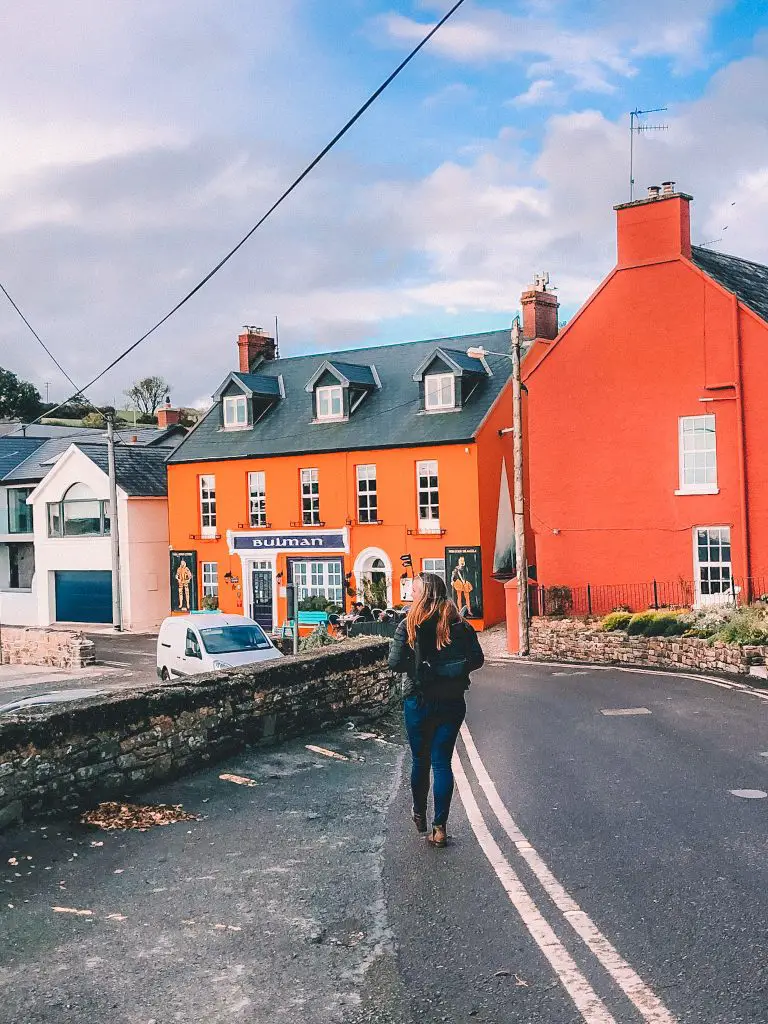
[0,626,95,669]
[529,617,768,677]
[0,638,395,829]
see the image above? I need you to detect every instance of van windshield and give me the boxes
[199,624,272,654]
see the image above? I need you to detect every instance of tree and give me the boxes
[0,367,41,420]
[125,376,170,417]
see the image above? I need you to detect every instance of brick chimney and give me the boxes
[238,325,276,373]
[157,397,182,428]
[521,271,559,341]
[614,183,692,267]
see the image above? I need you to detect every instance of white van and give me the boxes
[156,613,283,680]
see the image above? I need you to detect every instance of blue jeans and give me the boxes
[403,695,466,827]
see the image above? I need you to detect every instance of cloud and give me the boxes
[509,78,560,107]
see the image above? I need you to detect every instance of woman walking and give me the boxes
[388,573,484,847]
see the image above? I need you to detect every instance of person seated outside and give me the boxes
[351,602,374,622]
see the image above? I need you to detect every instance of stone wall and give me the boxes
[0,638,395,829]
[0,625,95,669]
[529,617,768,677]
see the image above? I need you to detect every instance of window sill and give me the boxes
[220,424,251,432]
[312,417,348,425]
[674,487,720,496]
[422,406,459,415]
[0,587,33,594]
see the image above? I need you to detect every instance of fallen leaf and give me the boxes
[514,975,529,988]
[305,745,349,761]
[219,773,259,788]
[52,907,92,916]
[81,801,201,831]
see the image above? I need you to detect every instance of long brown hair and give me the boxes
[406,573,460,650]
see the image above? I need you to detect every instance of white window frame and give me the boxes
[421,557,446,581]
[223,394,248,429]
[201,561,218,598]
[424,373,455,412]
[315,385,344,421]
[356,464,378,524]
[301,468,320,526]
[200,475,217,537]
[693,526,733,606]
[676,415,718,495]
[291,559,344,607]
[416,460,440,533]
[248,471,267,527]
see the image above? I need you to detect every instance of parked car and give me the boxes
[156,613,283,680]
[0,688,106,715]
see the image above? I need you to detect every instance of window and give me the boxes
[201,562,218,599]
[301,468,320,525]
[223,395,248,429]
[416,460,440,532]
[291,559,344,609]
[678,415,717,493]
[6,543,34,590]
[46,483,110,538]
[316,385,344,421]
[200,475,217,537]
[248,471,267,527]
[422,557,446,581]
[694,527,732,604]
[7,487,33,534]
[424,373,455,411]
[356,464,378,523]
[185,628,202,659]
[199,623,271,653]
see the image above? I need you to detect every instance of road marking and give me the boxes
[452,754,617,1023]
[729,789,767,799]
[600,708,652,717]
[459,723,677,1024]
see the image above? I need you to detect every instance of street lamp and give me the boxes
[467,318,529,655]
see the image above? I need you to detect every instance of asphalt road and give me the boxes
[0,633,158,707]
[384,662,768,1023]
[1,661,767,1023]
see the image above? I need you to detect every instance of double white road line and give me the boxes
[454,722,677,1024]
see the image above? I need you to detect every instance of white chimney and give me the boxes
[647,185,661,199]
[661,180,676,195]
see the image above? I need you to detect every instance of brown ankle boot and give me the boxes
[426,825,447,848]
[411,807,428,833]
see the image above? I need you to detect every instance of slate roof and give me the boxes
[169,329,514,465]
[324,360,379,388]
[2,428,182,484]
[231,372,283,397]
[0,437,46,478]
[0,422,104,438]
[75,444,169,497]
[691,245,768,323]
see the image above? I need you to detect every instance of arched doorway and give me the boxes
[353,547,393,610]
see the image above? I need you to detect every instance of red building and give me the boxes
[524,182,768,611]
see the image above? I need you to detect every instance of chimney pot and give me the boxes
[521,272,559,342]
[647,185,661,199]
[661,180,675,195]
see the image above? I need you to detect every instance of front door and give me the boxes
[251,569,274,631]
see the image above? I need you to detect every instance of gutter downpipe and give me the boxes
[732,294,751,603]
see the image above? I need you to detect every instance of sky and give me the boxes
[1,0,767,409]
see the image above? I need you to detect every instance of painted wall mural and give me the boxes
[170,551,198,612]
[493,457,516,578]
[446,546,483,619]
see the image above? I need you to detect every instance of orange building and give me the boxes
[524,182,768,610]
[165,324,547,630]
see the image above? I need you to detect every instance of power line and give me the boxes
[20,0,468,429]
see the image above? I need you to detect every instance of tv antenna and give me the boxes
[629,107,668,201]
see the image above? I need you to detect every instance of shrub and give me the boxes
[299,624,340,652]
[626,611,657,636]
[712,605,768,646]
[601,611,632,632]
[625,610,690,637]
[612,604,632,613]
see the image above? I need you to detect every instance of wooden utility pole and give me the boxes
[106,413,123,631]
[511,318,529,655]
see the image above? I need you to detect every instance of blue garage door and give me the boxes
[55,571,112,624]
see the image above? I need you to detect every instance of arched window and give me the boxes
[47,482,110,538]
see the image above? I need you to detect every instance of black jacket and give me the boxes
[388,614,484,700]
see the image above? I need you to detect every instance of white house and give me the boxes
[0,436,178,632]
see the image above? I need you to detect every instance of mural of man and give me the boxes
[176,558,192,611]
[451,556,474,616]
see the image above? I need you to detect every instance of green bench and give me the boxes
[280,610,329,638]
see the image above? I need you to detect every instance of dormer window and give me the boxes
[316,385,344,421]
[424,373,455,411]
[223,395,248,429]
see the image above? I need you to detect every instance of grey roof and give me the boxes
[324,360,379,388]
[231,372,283,397]
[2,427,182,484]
[692,245,768,323]
[169,329,514,465]
[0,422,104,438]
[75,444,169,497]
[0,437,46,478]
